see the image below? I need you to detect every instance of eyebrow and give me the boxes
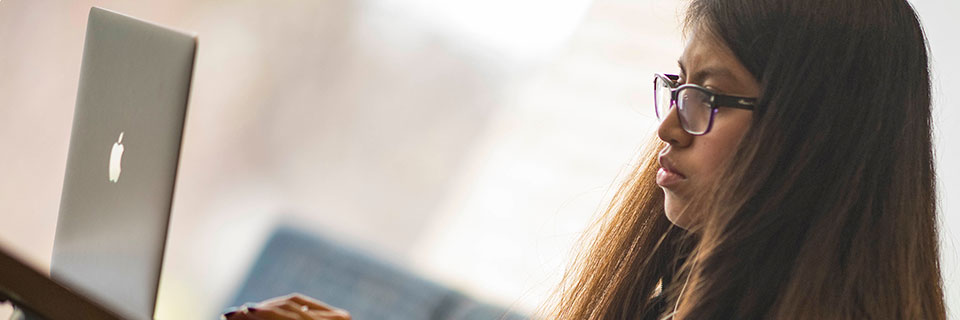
[677,60,739,85]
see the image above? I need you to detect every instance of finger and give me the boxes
[259,294,298,305]
[247,306,301,320]
[308,310,352,320]
[288,293,335,311]
[258,298,293,308]
[273,300,313,319]
[258,293,323,311]
[223,302,267,320]
[223,309,265,320]
[222,307,242,320]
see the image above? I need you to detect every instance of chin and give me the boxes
[663,193,693,229]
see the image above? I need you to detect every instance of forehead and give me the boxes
[678,29,753,85]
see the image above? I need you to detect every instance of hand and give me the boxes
[222,293,351,320]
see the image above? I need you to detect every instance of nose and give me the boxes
[657,104,693,147]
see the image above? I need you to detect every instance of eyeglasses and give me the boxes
[654,73,757,135]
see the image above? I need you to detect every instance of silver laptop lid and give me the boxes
[51,7,196,320]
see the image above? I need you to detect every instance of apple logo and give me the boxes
[108,132,124,183]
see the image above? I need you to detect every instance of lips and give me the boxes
[657,155,687,187]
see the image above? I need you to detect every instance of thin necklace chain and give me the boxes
[660,257,697,320]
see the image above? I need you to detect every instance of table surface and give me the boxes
[0,246,122,320]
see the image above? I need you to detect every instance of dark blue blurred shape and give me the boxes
[228,225,529,320]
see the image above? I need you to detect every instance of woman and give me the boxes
[225,0,945,318]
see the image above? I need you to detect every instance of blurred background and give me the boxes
[1,0,957,319]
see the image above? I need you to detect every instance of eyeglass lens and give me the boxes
[654,77,714,135]
[655,76,673,121]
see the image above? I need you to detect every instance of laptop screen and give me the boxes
[51,7,196,320]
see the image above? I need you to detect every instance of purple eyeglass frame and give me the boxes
[654,73,758,135]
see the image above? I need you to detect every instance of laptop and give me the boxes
[47,7,196,320]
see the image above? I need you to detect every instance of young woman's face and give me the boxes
[656,29,760,228]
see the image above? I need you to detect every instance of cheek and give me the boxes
[672,114,751,221]
[691,115,752,182]
[690,137,738,181]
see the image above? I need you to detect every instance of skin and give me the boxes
[657,28,760,228]
[222,293,351,320]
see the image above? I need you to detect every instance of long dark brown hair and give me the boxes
[545,0,945,318]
